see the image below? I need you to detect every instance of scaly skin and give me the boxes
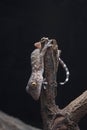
[26,40,52,100]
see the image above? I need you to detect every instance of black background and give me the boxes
[0,0,87,129]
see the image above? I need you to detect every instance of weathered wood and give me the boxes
[40,39,60,130]
[62,90,87,123]
[39,39,87,130]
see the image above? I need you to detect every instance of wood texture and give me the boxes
[40,39,87,130]
[62,91,87,123]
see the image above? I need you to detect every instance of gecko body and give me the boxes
[26,40,52,100]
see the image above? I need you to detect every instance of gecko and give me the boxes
[26,39,52,100]
[26,38,70,100]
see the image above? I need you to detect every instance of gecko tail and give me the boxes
[59,58,70,85]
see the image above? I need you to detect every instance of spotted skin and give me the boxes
[26,40,52,100]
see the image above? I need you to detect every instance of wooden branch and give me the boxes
[62,90,87,123]
[40,39,60,130]
[0,111,40,130]
[39,38,87,130]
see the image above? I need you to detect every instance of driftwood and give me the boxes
[40,39,87,130]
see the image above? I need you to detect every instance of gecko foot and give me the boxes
[43,78,48,90]
[45,40,53,48]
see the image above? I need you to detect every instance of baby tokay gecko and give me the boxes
[26,38,70,100]
[26,39,52,100]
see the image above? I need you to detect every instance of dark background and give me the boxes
[0,0,87,129]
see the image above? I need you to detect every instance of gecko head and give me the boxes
[26,75,43,100]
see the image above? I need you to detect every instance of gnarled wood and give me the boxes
[39,38,87,130]
[62,90,87,123]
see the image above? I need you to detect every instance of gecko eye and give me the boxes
[31,82,37,87]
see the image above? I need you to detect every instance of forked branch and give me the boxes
[40,38,87,130]
[26,38,87,130]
